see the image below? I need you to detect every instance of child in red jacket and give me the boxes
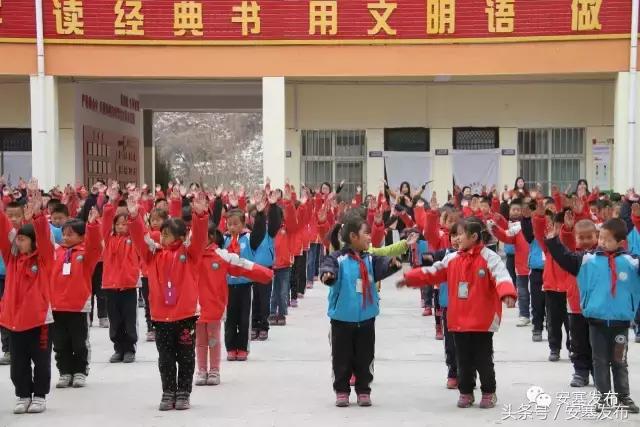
[0,191,54,414]
[195,222,273,386]
[102,185,142,363]
[128,192,208,411]
[50,208,102,390]
[398,217,517,410]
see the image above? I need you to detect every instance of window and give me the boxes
[0,129,31,185]
[518,128,585,194]
[301,130,366,199]
[384,128,429,152]
[453,127,499,150]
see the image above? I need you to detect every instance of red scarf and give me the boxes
[348,251,373,308]
[606,252,618,297]
[228,235,240,255]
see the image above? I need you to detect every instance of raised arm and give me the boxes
[187,195,210,263]
[488,222,517,245]
[545,236,583,277]
[219,249,274,285]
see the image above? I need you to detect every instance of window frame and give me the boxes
[452,127,500,150]
[383,127,430,152]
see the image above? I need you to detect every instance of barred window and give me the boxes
[518,128,585,194]
[301,130,366,200]
[384,128,430,152]
[453,127,499,150]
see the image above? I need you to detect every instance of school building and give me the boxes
[0,0,638,198]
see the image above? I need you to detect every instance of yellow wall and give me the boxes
[285,81,615,198]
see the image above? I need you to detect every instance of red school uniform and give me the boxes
[101,203,141,290]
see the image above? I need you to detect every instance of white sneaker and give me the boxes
[516,317,531,327]
[27,397,46,413]
[56,374,73,388]
[13,398,31,414]
[72,373,87,388]
[207,370,221,386]
[194,371,207,386]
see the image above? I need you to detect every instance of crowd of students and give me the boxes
[0,175,639,415]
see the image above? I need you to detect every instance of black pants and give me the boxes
[90,262,107,322]
[140,277,153,332]
[453,332,495,394]
[331,318,375,395]
[105,289,138,354]
[568,313,592,376]
[252,282,272,332]
[290,254,306,300]
[10,325,52,398]
[529,269,546,332]
[0,275,9,353]
[225,284,252,352]
[422,286,434,308]
[505,254,517,286]
[545,291,570,352]
[52,312,90,376]
[442,309,457,379]
[589,322,630,396]
[155,317,197,394]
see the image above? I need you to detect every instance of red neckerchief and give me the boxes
[347,250,373,308]
[227,235,240,255]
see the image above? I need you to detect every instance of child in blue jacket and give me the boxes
[320,212,400,408]
[546,218,640,414]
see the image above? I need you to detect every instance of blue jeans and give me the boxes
[270,268,291,317]
[307,243,322,282]
[516,275,530,319]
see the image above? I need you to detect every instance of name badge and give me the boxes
[62,262,72,276]
[356,279,363,294]
[458,282,469,299]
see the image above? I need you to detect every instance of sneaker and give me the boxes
[72,373,87,388]
[13,397,31,414]
[570,373,589,387]
[99,318,110,328]
[357,394,372,407]
[109,352,123,363]
[446,378,458,389]
[479,393,497,409]
[457,393,475,408]
[123,352,135,363]
[435,324,444,340]
[251,329,259,341]
[349,374,356,387]
[422,307,433,316]
[56,374,73,388]
[298,293,305,299]
[268,315,278,326]
[227,351,238,361]
[532,331,543,342]
[207,370,221,386]
[290,299,299,308]
[277,316,287,326]
[0,352,10,365]
[236,350,248,361]
[258,330,268,341]
[335,392,350,407]
[548,351,560,362]
[158,392,175,411]
[146,330,156,342]
[517,317,531,327]
[619,395,640,414]
[175,391,191,410]
[194,371,207,386]
[27,397,46,414]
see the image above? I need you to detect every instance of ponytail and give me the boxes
[463,217,490,245]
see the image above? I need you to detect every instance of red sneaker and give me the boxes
[357,394,372,407]
[457,393,475,408]
[435,324,444,340]
[236,350,249,361]
[479,393,497,409]
[349,374,356,386]
[227,350,238,361]
[446,378,458,389]
[422,307,433,316]
[335,392,350,407]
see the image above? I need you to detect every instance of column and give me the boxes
[366,129,384,196]
[262,76,286,188]
[614,72,630,191]
[29,75,59,189]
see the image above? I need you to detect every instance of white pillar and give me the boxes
[262,76,286,188]
[29,75,59,189]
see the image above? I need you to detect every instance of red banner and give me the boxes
[0,0,632,44]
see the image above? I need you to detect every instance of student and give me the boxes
[128,192,208,411]
[399,217,517,409]
[0,201,22,367]
[195,222,273,386]
[320,212,401,408]
[49,203,69,244]
[101,186,142,363]
[546,218,640,413]
[0,191,55,414]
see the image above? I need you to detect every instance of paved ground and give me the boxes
[1,270,640,426]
